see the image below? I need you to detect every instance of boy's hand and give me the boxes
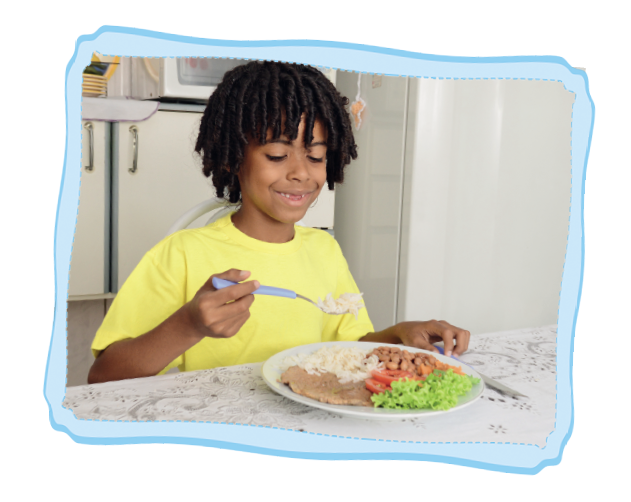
[394,320,470,357]
[185,269,259,339]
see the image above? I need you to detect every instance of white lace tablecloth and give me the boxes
[64,325,557,447]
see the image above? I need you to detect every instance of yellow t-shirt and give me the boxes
[92,212,375,374]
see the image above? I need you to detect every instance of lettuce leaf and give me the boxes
[370,370,480,410]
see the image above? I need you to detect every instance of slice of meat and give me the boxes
[280,366,373,407]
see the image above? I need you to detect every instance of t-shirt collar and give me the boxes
[217,211,303,255]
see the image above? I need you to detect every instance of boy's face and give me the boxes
[237,115,328,225]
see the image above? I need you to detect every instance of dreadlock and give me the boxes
[194,60,358,203]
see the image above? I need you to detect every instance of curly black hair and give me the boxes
[194,60,358,203]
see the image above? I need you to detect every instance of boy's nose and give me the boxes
[286,155,310,182]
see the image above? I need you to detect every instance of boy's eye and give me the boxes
[265,154,325,163]
[266,155,286,162]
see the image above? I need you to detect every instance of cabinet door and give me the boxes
[69,120,109,296]
[113,111,214,291]
[333,73,409,331]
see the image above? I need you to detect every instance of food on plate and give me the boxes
[278,344,479,411]
[365,378,393,394]
[317,292,365,319]
[278,345,381,383]
[365,346,478,410]
[370,369,421,386]
[368,345,466,376]
[370,370,479,411]
[281,366,373,406]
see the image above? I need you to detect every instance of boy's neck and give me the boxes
[231,208,296,243]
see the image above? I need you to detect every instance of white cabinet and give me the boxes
[70,105,340,298]
[112,110,215,291]
[69,120,110,297]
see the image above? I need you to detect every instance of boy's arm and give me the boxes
[88,304,201,384]
[88,269,259,384]
[359,320,471,357]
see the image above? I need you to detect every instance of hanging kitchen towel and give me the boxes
[350,72,366,130]
[81,97,160,123]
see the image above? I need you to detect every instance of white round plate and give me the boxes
[262,341,485,421]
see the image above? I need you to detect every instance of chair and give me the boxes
[165,197,236,237]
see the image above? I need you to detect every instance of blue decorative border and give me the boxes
[46,26,593,473]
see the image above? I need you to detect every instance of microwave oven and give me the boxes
[129,57,247,102]
[110,57,337,102]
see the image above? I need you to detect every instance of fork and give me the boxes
[211,277,345,315]
[434,346,527,398]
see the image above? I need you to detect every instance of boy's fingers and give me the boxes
[198,294,254,337]
[453,330,471,357]
[212,297,256,337]
[441,329,456,357]
[200,269,251,291]
[214,269,251,284]
[215,293,255,320]
[221,311,252,338]
[199,280,259,310]
[209,310,252,338]
[212,279,260,305]
[410,332,440,353]
[439,320,470,357]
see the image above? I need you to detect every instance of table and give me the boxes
[63,325,557,447]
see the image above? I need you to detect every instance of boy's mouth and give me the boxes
[274,190,312,206]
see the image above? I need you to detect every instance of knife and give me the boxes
[434,346,528,398]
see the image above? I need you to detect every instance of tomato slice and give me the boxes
[371,369,414,385]
[365,378,391,394]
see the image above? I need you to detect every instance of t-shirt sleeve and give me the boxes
[321,238,375,342]
[91,237,188,374]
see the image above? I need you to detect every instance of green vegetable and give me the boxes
[371,370,480,411]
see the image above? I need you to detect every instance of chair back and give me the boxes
[165,197,237,236]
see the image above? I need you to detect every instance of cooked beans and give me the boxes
[368,346,441,374]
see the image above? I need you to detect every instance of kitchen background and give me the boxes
[67,54,574,386]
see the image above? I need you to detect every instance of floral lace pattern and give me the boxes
[64,325,558,446]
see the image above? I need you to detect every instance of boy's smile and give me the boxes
[274,190,312,205]
[232,115,328,243]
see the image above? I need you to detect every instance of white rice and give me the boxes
[317,292,365,319]
[278,345,382,383]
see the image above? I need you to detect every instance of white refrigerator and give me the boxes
[334,72,575,335]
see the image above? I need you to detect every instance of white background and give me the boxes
[2,1,627,499]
